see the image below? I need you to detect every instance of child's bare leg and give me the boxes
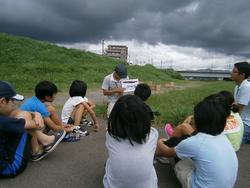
[93,124,99,132]
[46,103,62,126]
[27,130,42,154]
[27,130,55,153]
[82,109,88,119]
[155,138,167,156]
[71,104,84,126]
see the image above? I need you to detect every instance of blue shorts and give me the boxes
[1,132,30,177]
[242,124,250,144]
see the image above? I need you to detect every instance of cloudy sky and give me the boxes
[1,0,250,70]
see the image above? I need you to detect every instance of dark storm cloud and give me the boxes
[0,0,250,56]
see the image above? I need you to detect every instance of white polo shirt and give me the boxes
[101,72,128,103]
[234,79,250,127]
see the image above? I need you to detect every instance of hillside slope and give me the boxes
[0,33,182,92]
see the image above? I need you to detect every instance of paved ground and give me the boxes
[2,90,250,187]
[1,119,250,188]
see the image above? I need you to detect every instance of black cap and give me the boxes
[115,64,127,79]
[0,81,24,101]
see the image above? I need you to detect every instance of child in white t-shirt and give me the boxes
[103,95,158,188]
[61,80,99,132]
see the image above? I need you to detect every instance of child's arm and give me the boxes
[182,115,195,127]
[46,104,62,126]
[43,117,64,132]
[13,110,44,130]
[45,103,74,133]
[30,112,44,129]
[157,138,177,157]
[87,99,95,109]
[103,87,125,96]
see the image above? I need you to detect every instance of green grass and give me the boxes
[0,32,182,94]
[148,81,235,125]
[0,32,236,126]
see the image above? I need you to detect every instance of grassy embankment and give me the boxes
[149,81,234,125]
[0,32,234,125]
[0,32,181,93]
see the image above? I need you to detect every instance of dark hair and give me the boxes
[194,94,230,136]
[108,95,151,145]
[69,80,87,97]
[218,90,239,113]
[35,81,58,99]
[234,61,250,79]
[134,83,151,101]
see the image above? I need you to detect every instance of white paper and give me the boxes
[121,79,139,94]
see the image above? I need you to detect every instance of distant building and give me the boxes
[105,45,128,61]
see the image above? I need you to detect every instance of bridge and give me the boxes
[177,70,231,80]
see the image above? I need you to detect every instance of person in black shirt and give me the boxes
[134,83,155,121]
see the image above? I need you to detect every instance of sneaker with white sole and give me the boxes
[44,130,66,153]
[156,156,170,164]
[73,129,89,137]
[73,125,81,130]
[31,151,49,162]
[80,119,93,127]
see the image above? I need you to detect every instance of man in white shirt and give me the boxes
[102,64,128,117]
[231,61,250,143]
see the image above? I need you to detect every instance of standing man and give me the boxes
[231,61,250,144]
[102,64,128,117]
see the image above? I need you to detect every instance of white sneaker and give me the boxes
[157,156,170,164]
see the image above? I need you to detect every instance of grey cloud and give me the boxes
[159,0,250,56]
[0,0,250,57]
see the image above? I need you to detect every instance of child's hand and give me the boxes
[93,123,100,132]
[115,87,125,96]
[157,138,169,150]
[33,112,44,129]
[63,125,75,132]
[183,115,193,124]
[159,137,167,143]
[63,124,73,128]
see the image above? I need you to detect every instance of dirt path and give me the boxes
[53,81,204,109]
[53,88,107,108]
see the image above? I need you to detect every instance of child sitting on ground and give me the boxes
[164,91,244,152]
[219,90,244,151]
[77,97,96,126]
[134,83,156,121]
[103,95,159,188]
[157,94,238,188]
[0,81,65,177]
[61,80,99,132]
[20,80,73,133]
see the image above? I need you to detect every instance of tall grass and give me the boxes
[148,81,235,126]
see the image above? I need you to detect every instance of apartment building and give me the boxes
[105,45,128,61]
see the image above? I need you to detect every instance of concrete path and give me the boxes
[2,88,250,188]
[1,120,250,188]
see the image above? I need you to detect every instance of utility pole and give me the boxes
[102,40,104,56]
